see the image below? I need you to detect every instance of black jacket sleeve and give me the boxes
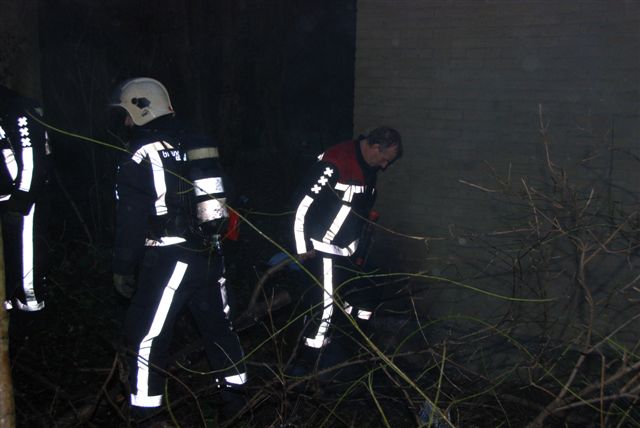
[112,157,154,275]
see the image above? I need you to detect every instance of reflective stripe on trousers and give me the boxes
[131,261,188,407]
[11,204,44,311]
[304,256,334,349]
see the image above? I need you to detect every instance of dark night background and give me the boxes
[41,0,357,234]
[4,1,640,427]
[7,1,392,427]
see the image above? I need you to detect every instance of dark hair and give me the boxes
[364,126,402,157]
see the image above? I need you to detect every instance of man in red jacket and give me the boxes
[290,126,402,377]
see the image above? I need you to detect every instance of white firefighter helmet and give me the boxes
[111,77,174,126]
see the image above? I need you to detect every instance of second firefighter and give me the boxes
[109,77,247,419]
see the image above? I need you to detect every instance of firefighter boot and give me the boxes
[214,380,249,423]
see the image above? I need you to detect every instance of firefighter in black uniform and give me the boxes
[1,85,50,316]
[290,126,402,375]
[109,77,247,420]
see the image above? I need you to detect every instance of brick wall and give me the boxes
[355,0,640,267]
[354,1,640,342]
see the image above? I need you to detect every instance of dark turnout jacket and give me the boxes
[0,86,50,215]
[293,139,377,257]
[113,117,228,276]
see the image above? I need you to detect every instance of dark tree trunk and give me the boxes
[0,223,15,428]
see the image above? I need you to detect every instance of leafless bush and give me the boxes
[443,108,640,427]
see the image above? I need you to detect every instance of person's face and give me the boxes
[365,143,399,170]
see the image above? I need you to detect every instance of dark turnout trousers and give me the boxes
[2,204,46,312]
[124,244,246,408]
[300,253,375,354]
